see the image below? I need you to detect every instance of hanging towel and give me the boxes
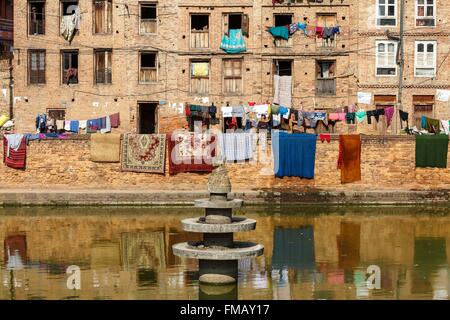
[337,134,361,184]
[273,75,292,108]
[384,107,394,127]
[268,26,289,40]
[110,113,120,128]
[221,106,233,118]
[79,120,87,130]
[315,26,324,38]
[3,136,26,169]
[441,120,450,135]
[99,117,107,129]
[100,116,111,134]
[272,131,317,179]
[355,111,367,123]
[70,120,79,133]
[298,22,307,35]
[220,29,246,54]
[421,115,427,129]
[415,135,448,168]
[56,120,64,130]
[64,121,71,131]
[5,134,24,157]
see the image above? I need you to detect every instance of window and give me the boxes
[28,50,45,84]
[190,60,209,95]
[140,3,157,34]
[377,0,396,26]
[139,52,157,83]
[274,60,292,77]
[376,41,397,76]
[47,108,66,121]
[415,41,436,77]
[316,13,337,48]
[61,50,78,84]
[274,14,293,48]
[95,49,112,84]
[93,0,112,34]
[138,103,158,134]
[190,14,209,49]
[223,13,249,37]
[413,95,434,129]
[416,0,435,27]
[29,1,45,35]
[60,1,79,38]
[223,59,243,94]
[316,60,336,95]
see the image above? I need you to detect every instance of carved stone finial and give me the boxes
[207,164,231,194]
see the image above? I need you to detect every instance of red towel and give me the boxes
[3,136,27,169]
[320,134,331,143]
[316,26,324,38]
[110,113,120,128]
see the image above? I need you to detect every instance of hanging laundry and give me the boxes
[70,120,79,133]
[251,104,269,118]
[384,107,394,128]
[79,120,87,130]
[337,134,361,184]
[272,131,317,179]
[60,8,81,43]
[415,135,448,168]
[36,113,47,133]
[100,116,111,134]
[110,113,120,128]
[366,109,384,125]
[346,112,356,124]
[231,106,245,118]
[273,75,292,108]
[221,106,233,118]
[271,104,280,114]
[64,121,71,131]
[312,112,328,127]
[273,114,281,127]
[3,135,26,169]
[440,120,450,135]
[355,111,367,123]
[306,25,316,37]
[297,22,307,35]
[289,23,298,35]
[323,27,334,41]
[320,134,331,143]
[425,116,440,133]
[268,26,289,40]
[219,132,253,162]
[315,26,324,38]
[220,29,246,54]
[399,110,409,129]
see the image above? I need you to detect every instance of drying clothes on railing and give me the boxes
[273,75,292,108]
[272,131,317,179]
[268,26,289,40]
[220,29,246,54]
[60,8,81,43]
[168,132,216,175]
[218,132,253,162]
[3,135,26,169]
[415,135,448,168]
[337,134,361,184]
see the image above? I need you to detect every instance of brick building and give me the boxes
[0,0,13,117]
[9,0,450,134]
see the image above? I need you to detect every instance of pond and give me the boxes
[0,205,449,300]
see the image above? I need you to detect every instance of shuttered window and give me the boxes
[190,61,210,94]
[223,59,243,94]
[376,41,397,76]
[415,41,436,77]
[28,50,46,84]
[95,49,112,84]
[93,0,112,34]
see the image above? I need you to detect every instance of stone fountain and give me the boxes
[172,165,264,287]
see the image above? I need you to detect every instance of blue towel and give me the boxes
[272,131,317,179]
[268,26,290,40]
[279,107,289,116]
[70,120,79,133]
[298,22,307,35]
[220,29,246,54]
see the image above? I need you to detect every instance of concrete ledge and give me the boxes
[0,188,450,206]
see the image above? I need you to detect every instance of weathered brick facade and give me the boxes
[10,0,449,134]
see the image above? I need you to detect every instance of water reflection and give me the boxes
[0,206,449,300]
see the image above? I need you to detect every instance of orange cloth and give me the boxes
[337,134,361,184]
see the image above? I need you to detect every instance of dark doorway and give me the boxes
[138,103,158,134]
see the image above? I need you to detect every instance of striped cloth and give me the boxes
[3,136,26,169]
[219,132,253,162]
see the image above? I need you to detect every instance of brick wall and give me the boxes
[1,135,449,191]
[0,59,10,117]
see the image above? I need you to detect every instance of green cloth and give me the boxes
[415,135,449,168]
[271,104,280,114]
[425,117,440,133]
[268,26,289,40]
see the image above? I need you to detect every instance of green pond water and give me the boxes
[0,205,449,300]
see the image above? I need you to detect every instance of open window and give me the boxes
[138,102,158,134]
[223,13,249,37]
[93,0,112,34]
[316,13,337,48]
[139,52,157,83]
[416,0,435,27]
[95,49,112,84]
[28,50,46,84]
[274,14,293,48]
[413,95,434,129]
[190,14,209,49]
[223,59,243,94]
[190,60,210,95]
[29,1,45,35]
[316,60,336,95]
[61,50,78,84]
[274,59,292,76]
[140,2,157,34]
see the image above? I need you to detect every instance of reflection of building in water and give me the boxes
[337,222,360,272]
[4,234,27,269]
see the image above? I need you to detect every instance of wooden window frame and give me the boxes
[190,14,210,49]
[92,0,112,34]
[94,49,112,85]
[139,51,158,83]
[274,13,293,48]
[316,60,336,96]
[190,60,210,95]
[61,49,79,85]
[28,49,46,85]
[28,0,46,35]
[223,58,243,95]
[139,2,157,35]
